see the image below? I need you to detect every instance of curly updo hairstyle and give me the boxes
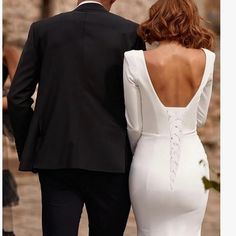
[139,0,215,50]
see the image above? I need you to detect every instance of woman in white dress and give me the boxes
[123,0,216,235]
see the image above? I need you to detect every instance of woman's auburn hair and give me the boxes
[139,0,215,50]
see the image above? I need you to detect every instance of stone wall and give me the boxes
[3,1,220,235]
[3,0,215,47]
[3,0,42,47]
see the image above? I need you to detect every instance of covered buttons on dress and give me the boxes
[167,109,185,191]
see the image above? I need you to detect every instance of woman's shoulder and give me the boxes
[123,50,145,80]
[124,49,143,59]
[124,50,144,68]
[201,48,216,73]
[202,48,216,59]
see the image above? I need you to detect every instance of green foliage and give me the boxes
[202,176,220,192]
[199,160,220,193]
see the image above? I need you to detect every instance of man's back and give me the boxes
[8,3,146,172]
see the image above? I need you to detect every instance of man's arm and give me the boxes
[7,23,40,160]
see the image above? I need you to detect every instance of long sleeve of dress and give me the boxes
[197,53,216,127]
[123,53,142,154]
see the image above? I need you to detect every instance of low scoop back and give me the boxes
[142,48,207,108]
[123,48,215,143]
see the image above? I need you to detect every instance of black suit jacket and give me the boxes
[7,3,146,173]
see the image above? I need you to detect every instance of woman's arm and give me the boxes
[197,53,216,127]
[123,52,143,154]
[3,45,21,82]
[2,97,8,111]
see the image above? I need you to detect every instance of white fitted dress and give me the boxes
[123,49,215,236]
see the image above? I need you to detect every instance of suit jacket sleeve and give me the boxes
[123,53,142,154]
[7,23,40,160]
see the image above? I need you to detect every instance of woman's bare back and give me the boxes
[144,44,206,107]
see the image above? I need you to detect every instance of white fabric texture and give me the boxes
[123,48,215,236]
[78,1,103,7]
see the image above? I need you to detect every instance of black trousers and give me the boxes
[38,169,131,236]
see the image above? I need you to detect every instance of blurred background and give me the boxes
[2,0,220,235]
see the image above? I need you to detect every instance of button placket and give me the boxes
[167,110,184,191]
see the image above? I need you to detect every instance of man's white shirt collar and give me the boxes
[78,1,103,7]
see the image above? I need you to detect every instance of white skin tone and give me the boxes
[143,40,207,107]
[77,0,117,11]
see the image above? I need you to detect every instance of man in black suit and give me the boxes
[7,0,146,235]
